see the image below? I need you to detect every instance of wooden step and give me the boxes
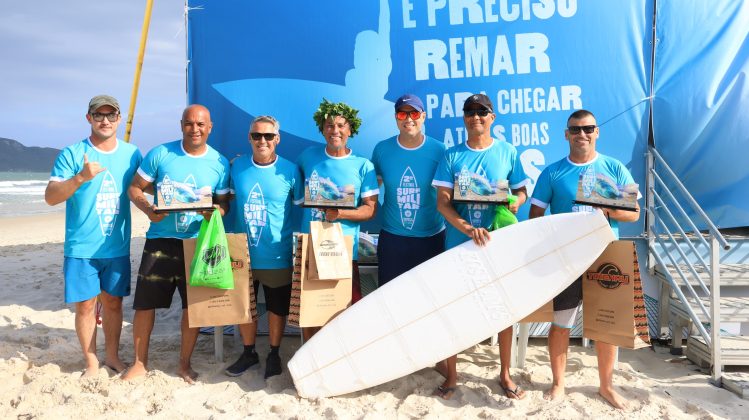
[655,263,749,287]
[686,335,749,367]
[669,296,749,323]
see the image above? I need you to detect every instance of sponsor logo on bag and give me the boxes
[202,244,228,267]
[319,239,338,250]
[587,263,630,289]
[231,258,243,270]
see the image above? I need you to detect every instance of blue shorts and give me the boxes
[63,256,131,303]
[376,229,446,287]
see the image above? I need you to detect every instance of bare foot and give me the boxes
[81,364,100,378]
[177,365,199,384]
[434,361,448,378]
[432,384,457,400]
[121,362,147,381]
[544,384,565,402]
[103,358,127,374]
[599,387,627,409]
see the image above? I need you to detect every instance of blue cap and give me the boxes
[394,94,424,112]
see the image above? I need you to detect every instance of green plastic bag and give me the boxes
[189,208,234,289]
[489,194,518,231]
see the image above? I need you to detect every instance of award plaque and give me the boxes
[154,174,215,213]
[573,170,638,211]
[302,170,357,209]
[451,166,510,204]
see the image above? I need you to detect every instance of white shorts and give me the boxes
[552,305,581,329]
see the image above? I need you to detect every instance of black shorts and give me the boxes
[553,276,583,311]
[252,268,293,316]
[133,238,188,310]
[376,229,446,287]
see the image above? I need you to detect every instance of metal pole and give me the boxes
[124,0,154,143]
[710,235,722,386]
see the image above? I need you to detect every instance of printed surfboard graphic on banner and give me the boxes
[398,166,419,230]
[176,174,199,233]
[244,182,266,247]
[95,171,119,236]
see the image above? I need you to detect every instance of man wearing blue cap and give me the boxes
[371,94,446,287]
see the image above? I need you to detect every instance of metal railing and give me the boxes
[645,146,730,384]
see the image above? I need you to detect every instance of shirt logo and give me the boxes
[397,166,419,230]
[243,183,267,247]
[95,171,119,236]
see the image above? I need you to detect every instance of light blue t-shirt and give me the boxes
[230,154,303,269]
[371,135,446,237]
[138,140,230,239]
[530,153,639,239]
[50,138,142,258]
[296,146,379,260]
[432,139,528,249]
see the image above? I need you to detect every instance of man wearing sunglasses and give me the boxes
[529,109,640,409]
[124,104,230,383]
[370,94,446,288]
[224,115,303,379]
[432,93,529,400]
[45,95,142,377]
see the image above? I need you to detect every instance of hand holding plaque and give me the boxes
[154,174,215,213]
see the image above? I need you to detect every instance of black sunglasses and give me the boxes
[567,125,597,134]
[250,132,277,141]
[90,112,119,122]
[464,109,491,117]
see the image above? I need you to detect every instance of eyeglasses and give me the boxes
[464,109,491,117]
[250,132,277,141]
[395,110,422,121]
[90,112,119,122]
[567,125,597,134]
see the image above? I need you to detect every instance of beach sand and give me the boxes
[0,211,745,419]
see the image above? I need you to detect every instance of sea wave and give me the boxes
[0,186,46,194]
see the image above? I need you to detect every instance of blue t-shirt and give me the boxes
[432,139,528,249]
[138,140,230,239]
[530,153,639,239]
[371,135,446,237]
[230,154,303,269]
[50,138,142,258]
[296,146,379,260]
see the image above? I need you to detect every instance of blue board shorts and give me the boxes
[63,256,131,303]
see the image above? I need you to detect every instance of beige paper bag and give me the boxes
[583,240,650,349]
[184,233,257,328]
[309,221,352,280]
[288,233,353,328]
[520,300,553,323]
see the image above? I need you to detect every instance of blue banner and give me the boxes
[653,0,749,229]
[188,0,653,234]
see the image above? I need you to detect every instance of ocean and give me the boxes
[0,171,60,217]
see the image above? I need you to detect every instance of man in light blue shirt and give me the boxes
[297,99,379,340]
[371,94,446,286]
[224,115,303,379]
[530,109,640,409]
[432,94,529,400]
[45,95,142,377]
[124,104,230,383]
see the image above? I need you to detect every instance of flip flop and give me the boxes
[501,384,526,400]
[433,385,457,400]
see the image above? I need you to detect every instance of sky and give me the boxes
[0,1,186,154]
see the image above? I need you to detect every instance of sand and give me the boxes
[0,211,746,419]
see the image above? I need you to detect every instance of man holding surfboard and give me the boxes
[529,109,640,409]
[45,95,142,377]
[432,93,529,400]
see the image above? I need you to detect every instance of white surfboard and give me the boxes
[288,211,615,398]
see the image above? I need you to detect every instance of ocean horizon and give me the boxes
[0,171,61,218]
